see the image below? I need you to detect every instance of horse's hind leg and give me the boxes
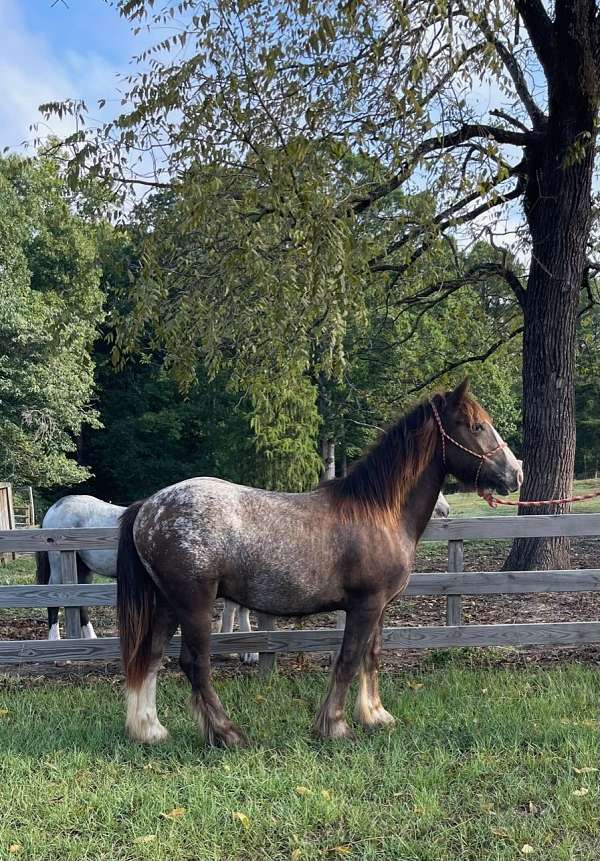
[353,611,395,730]
[126,601,178,744]
[47,553,62,640]
[77,559,97,639]
[219,599,236,634]
[237,605,259,665]
[179,584,248,748]
[313,604,382,740]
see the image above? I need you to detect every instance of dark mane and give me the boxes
[322,391,489,526]
[322,398,437,527]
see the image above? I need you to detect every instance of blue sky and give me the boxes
[0,0,138,150]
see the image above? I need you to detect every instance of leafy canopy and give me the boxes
[0,155,104,487]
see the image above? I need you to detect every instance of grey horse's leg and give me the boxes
[125,602,178,743]
[353,611,395,729]
[179,583,248,748]
[220,599,236,633]
[218,600,257,664]
[236,605,259,665]
[77,559,97,639]
[218,599,238,660]
[47,552,62,640]
[313,604,383,740]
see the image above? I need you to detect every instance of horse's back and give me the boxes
[42,495,126,529]
[131,477,380,615]
[42,494,125,578]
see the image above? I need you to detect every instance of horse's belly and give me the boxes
[222,548,344,615]
[79,549,118,579]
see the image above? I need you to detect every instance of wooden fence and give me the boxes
[0,514,599,672]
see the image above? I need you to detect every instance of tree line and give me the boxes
[1,150,598,512]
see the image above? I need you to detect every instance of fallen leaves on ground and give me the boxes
[161,807,187,820]
[232,811,250,830]
[133,835,156,845]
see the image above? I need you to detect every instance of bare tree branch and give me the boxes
[515,0,556,82]
[461,1,547,128]
[369,177,524,274]
[349,124,538,214]
[490,109,530,133]
[406,325,524,395]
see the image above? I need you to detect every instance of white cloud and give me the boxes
[0,0,121,151]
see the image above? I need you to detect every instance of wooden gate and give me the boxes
[0,483,16,563]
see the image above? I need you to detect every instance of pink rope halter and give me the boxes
[430,399,600,509]
[429,399,508,495]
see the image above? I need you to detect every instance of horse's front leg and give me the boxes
[313,604,383,740]
[353,611,395,730]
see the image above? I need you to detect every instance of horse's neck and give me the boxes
[402,460,445,540]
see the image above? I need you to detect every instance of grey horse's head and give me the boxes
[433,491,450,518]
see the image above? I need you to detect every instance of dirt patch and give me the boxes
[1,538,599,679]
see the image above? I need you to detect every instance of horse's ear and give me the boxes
[449,377,470,404]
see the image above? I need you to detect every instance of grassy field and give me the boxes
[0,558,34,587]
[0,665,597,861]
[0,486,598,858]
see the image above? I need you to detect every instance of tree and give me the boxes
[50,1,600,566]
[0,155,104,488]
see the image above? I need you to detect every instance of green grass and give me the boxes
[0,666,597,860]
[0,558,35,586]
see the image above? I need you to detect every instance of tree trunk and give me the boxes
[505,0,599,570]
[321,438,335,480]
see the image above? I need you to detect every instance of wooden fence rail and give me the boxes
[0,514,599,669]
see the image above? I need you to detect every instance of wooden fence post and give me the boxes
[257,612,277,676]
[27,486,35,527]
[60,550,81,639]
[446,539,464,626]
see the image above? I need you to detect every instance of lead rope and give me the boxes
[479,490,600,509]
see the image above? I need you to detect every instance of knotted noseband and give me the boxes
[429,399,507,493]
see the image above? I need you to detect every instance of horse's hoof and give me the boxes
[126,720,169,745]
[81,622,97,639]
[360,708,396,731]
[211,725,249,749]
[313,718,355,741]
[241,652,259,665]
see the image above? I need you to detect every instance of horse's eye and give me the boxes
[472,423,484,433]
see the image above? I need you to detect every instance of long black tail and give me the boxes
[35,551,50,585]
[117,500,156,688]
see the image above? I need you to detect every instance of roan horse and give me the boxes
[36,492,449,642]
[35,496,259,661]
[117,381,522,746]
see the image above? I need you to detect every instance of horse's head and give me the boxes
[432,379,523,497]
